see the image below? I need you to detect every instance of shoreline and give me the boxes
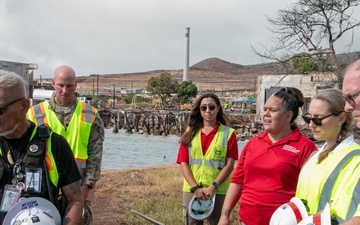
[100,163,178,173]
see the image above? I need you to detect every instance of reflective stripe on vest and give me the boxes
[318,150,360,210]
[28,101,96,168]
[30,102,48,125]
[344,178,360,221]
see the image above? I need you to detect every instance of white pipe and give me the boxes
[183,27,190,82]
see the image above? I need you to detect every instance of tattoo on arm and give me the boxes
[68,181,82,195]
[221,209,230,216]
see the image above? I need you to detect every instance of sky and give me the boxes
[0,0,359,78]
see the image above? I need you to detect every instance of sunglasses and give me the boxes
[344,90,360,105]
[0,98,24,115]
[301,113,333,126]
[200,104,216,111]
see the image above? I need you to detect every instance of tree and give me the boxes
[253,0,360,87]
[292,52,318,74]
[177,81,198,102]
[146,72,178,108]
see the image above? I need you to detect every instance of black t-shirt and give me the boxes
[1,122,81,188]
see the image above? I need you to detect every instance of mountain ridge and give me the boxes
[77,52,360,92]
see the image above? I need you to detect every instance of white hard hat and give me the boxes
[297,203,331,225]
[270,197,309,225]
[188,193,216,221]
[3,197,61,225]
[10,206,56,225]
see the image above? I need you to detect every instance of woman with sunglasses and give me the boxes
[218,87,317,225]
[176,93,239,225]
[295,88,360,223]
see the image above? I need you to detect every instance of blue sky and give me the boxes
[0,0,359,78]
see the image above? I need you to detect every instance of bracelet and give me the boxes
[190,184,203,193]
[190,185,200,193]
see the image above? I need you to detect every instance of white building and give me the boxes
[256,73,337,121]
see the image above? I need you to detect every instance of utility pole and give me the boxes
[92,79,95,97]
[96,74,99,99]
[113,84,116,109]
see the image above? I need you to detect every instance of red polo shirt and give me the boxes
[231,126,317,225]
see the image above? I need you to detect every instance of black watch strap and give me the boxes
[190,184,203,193]
[190,185,199,193]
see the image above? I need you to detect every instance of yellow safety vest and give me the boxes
[183,124,234,194]
[0,126,59,187]
[27,100,96,168]
[296,144,360,222]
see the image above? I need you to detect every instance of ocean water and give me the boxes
[102,128,247,170]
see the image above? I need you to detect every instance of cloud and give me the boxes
[0,0,359,78]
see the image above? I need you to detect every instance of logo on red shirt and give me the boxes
[282,145,300,153]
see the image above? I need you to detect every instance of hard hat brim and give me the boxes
[3,197,61,225]
[188,193,216,221]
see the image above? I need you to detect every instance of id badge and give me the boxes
[25,168,42,193]
[0,184,21,212]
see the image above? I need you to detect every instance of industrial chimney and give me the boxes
[183,27,190,82]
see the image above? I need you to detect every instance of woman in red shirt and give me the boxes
[177,93,238,225]
[218,87,317,225]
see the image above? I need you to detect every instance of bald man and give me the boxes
[28,65,104,225]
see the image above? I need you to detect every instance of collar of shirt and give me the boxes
[319,134,357,154]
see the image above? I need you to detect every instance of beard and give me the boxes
[0,121,20,137]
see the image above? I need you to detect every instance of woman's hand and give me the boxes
[194,188,206,200]
[203,186,216,200]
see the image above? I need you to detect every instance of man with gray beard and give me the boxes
[0,70,83,224]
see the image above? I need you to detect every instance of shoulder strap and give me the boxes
[26,124,50,162]
[26,124,55,204]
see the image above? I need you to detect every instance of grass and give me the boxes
[93,164,240,225]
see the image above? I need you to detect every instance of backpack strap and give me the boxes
[26,124,55,204]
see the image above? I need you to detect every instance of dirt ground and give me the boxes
[91,164,183,225]
[92,170,130,224]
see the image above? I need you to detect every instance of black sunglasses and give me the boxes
[301,114,333,126]
[0,98,24,115]
[200,104,216,111]
[344,90,360,105]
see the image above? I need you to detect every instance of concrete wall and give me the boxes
[255,73,335,121]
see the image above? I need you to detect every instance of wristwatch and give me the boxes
[212,181,218,188]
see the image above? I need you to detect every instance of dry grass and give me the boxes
[93,164,240,225]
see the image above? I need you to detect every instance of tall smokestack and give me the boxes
[183,27,190,82]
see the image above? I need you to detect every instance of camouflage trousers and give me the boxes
[82,201,93,225]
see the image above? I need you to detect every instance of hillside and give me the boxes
[76,58,286,93]
[76,52,360,93]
